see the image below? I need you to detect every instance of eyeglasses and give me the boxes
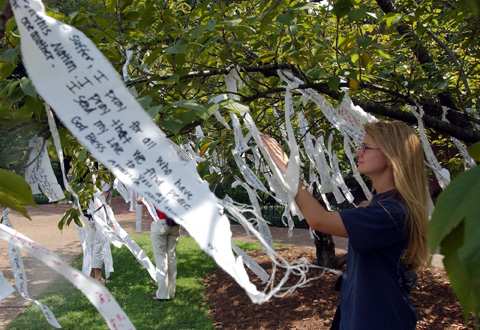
[359,143,381,153]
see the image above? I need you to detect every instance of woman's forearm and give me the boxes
[294,180,348,238]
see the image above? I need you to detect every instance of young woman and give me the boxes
[261,120,429,330]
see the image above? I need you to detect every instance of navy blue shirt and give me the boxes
[338,190,417,330]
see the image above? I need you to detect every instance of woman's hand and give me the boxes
[260,134,290,174]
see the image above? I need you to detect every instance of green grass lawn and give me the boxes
[6,234,263,330]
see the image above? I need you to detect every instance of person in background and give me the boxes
[261,120,429,330]
[137,200,180,302]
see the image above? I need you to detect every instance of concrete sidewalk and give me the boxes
[0,196,444,328]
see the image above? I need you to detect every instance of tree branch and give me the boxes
[242,80,480,144]
[352,100,480,144]
[374,0,470,129]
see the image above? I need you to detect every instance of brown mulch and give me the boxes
[205,247,476,330]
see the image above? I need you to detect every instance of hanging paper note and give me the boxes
[3,208,62,328]
[11,0,265,303]
[24,135,65,202]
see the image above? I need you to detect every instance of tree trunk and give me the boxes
[314,231,336,268]
[314,231,348,269]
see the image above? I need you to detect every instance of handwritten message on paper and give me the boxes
[24,135,65,202]
[1,209,60,327]
[11,0,264,304]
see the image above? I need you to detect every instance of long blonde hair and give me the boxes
[364,120,429,271]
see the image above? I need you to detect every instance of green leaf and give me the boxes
[468,142,480,161]
[328,76,341,91]
[375,49,392,59]
[205,19,216,31]
[219,99,250,113]
[24,95,44,119]
[223,18,242,26]
[0,62,15,80]
[428,164,480,323]
[290,3,314,10]
[161,110,198,135]
[277,11,295,25]
[58,208,81,230]
[0,192,31,220]
[337,54,352,64]
[348,8,367,21]
[105,0,116,11]
[147,105,163,119]
[20,77,36,98]
[440,222,480,323]
[0,169,38,219]
[78,149,88,162]
[0,47,20,65]
[428,166,480,251]
[357,36,372,48]
[305,67,324,79]
[165,74,180,83]
[172,100,208,112]
[166,39,189,55]
[382,12,402,27]
[191,25,206,40]
[137,95,153,109]
[139,4,156,30]
[144,47,164,65]
[333,0,353,18]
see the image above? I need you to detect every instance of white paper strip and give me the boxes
[104,202,161,282]
[343,135,372,201]
[122,49,133,81]
[0,218,16,302]
[24,135,65,202]
[0,269,15,301]
[3,208,61,328]
[243,113,302,234]
[11,0,264,302]
[330,152,355,204]
[231,243,270,283]
[233,153,270,195]
[279,71,376,145]
[409,106,450,189]
[297,112,334,194]
[231,180,274,255]
[224,71,250,153]
[0,223,135,329]
[442,107,476,169]
[113,178,131,203]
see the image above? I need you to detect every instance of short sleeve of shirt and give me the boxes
[339,192,407,253]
